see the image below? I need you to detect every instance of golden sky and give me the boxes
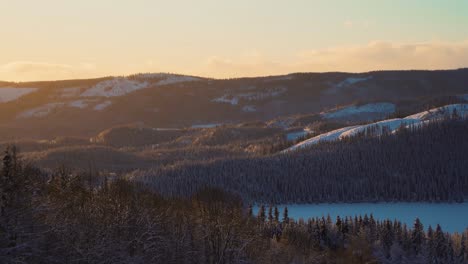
[1,0,468,81]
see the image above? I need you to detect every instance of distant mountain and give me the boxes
[1,69,468,140]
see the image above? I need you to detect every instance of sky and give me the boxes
[1,0,468,81]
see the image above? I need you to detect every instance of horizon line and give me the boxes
[1,67,468,84]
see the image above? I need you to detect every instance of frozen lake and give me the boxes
[255,203,468,233]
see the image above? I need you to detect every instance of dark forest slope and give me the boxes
[134,118,468,203]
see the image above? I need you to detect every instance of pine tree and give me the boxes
[381,220,394,257]
[268,205,273,223]
[282,207,289,224]
[460,234,467,263]
[434,224,448,262]
[335,216,342,233]
[411,218,425,255]
[257,205,266,223]
[274,206,280,222]
[452,108,460,119]
[427,225,436,261]
[0,147,13,216]
[247,204,253,218]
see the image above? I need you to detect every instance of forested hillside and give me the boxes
[133,118,468,203]
[0,150,466,263]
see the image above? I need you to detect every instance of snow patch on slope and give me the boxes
[339,118,420,139]
[60,87,82,98]
[94,101,112,110]
[155,75,200,86]
[336,76,372,88]
[0,87,38,103]
[212,95,239,105]
[286,129,313,141]
[286,126,358,151]
[191,123,222,129]
[242,105,256,112]
[324,76,372,95]
[80,75,200,98]
[212,87,287,105]
[17,103,64,118]
[68,100,89,109]
[267,117,296,129]
[405,104,468,120]
[322,103,395,119]
[458,94,468,101]
[81,78,149,97]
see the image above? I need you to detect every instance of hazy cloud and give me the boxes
[0,61,97,81]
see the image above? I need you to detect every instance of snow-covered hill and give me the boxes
[283,104,468,152]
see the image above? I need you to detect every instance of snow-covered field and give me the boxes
[254,203,468,233]
[0,87,38,103]
[284,104,468,152]
[322,102,395,119]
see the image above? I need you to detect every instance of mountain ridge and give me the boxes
[1,68,468,140]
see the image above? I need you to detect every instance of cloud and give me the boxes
[0,61,97,81]
[297,40,468,72]
[196,40,468,78]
